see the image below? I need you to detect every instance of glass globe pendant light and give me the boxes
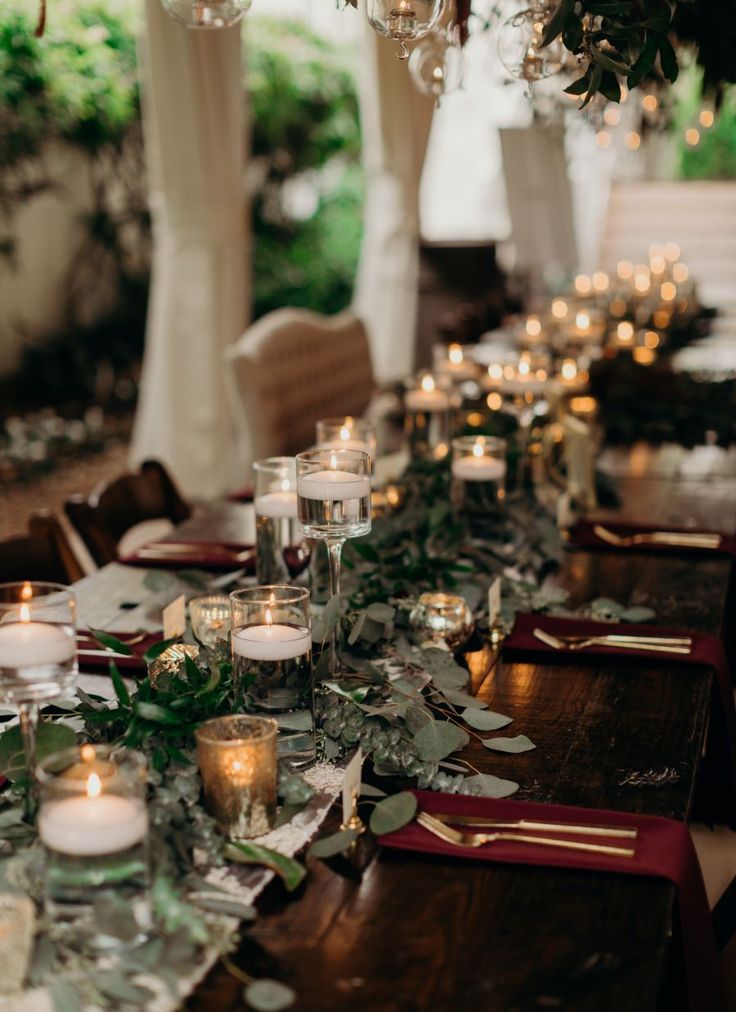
[408,28,464,104]
[161,0,252,30]
[366,0,445,60]
[497,1,564,84]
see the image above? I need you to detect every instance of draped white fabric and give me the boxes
[353,20,435,383]
[131,1,249,498]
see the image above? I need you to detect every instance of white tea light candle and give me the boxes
[297,469,371,501]
[0,618,74,669]
[39,780,147,856]
[451,442,507,482]
[254,489,298,518]
[232,623,311,662]
[404,373,451,413]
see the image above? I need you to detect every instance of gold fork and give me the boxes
[431,812,638,839]
[593,525,721,550]
[533,628,691,655]
[417,812,636,858]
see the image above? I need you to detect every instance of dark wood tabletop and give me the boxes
[185,445,736,1012]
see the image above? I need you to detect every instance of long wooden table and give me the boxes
[73,444,736,1012]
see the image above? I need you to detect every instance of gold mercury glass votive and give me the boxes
[195,715,278,839]
[148,643,200,687]
[409,592,474,650]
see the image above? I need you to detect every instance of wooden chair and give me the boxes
[64,460,191,567]
[227,308,376,460]
[0,512,85,585]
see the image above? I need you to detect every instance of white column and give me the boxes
[353,18,435,383]
[131,0,249,498]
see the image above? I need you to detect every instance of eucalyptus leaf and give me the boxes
[143,569,174,592]
[143,636,179,663]
[461,709,513,731]
[365,602,396,624]
[94,893,143,942]
[224,842,306,892]
[188,893,257,920]
[413,720,468,762]
[591,597,624,617]
[369,791,417,835]
[405,704,433,734]
[620,606,656,623]
[347,609,366,646]
[50,980,83,1012]
[308,828,359,858]
[482,734,536,754]
[276,710,313,731]
[134,701,182,725]
[359,783,387,798]
[441,689,488,710]
[323,595,342,635]
[244,979,296,1011]
[462,773,520,798]
[0,720,76,779]
[96,971,155,1005]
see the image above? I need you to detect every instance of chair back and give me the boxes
[228,309,375,459]
[0,512,85,585]
[65,460,191,566]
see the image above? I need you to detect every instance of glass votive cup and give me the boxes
[295,448,372,541]
[315,417,377,463]
[37,744,150,947]
[409,592,474,650]
[230,586,314,769]
[431,343,479,383]
[196,715,278,838]
[0,582,77,704]
[404,372,453,458]
[189,594,231,651]
[253,457,300,585]
[451,436,507,531]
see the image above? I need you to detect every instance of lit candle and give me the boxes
[434,344,477,381]
[525,316,542,339]
[38,772,147,856]
[254,479,298,519]
[232,605,311,663]
[451,440,507,482]
[616,321,634,344]
[316,418,375,456]
[404,373,451,413]
[574,274,592,296]
[296,462,371,502]
[551,298,568,321]
[574,311,591,338]
[0,604,74,669]
[617,260,634,281]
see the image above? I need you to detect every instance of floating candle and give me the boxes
[232,624,311,662]
[296,469,371,501]
[404,374,451,413]
[0,616,74,669]
[39,774,147,856]
[451,442,507,482]
[254,489,298,519]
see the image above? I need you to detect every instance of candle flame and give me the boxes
[575,312,590,329]
[330,452,338,470]
[280,478,291,492]
[448,344,463,364]
[339,427,351,442]
[551,299,568,320]
[617,321,634,342]
[21,582,32,602]
[81,744,95,762]
[488,364,503,381]
[561,359,577,381]
[265,607,273,627]
[518,357,530,377]
[472,441,484,458]
[617,260,634,280]
[86,772,102,799]
[525,316,542,337]
[19,603,30,624]
[420,374,435,394]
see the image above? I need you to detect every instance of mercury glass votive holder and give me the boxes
[189,594,231,651]
[147,643,200,688]
[409,592,474,650]
[451,436,507,533]
[230,586,314,768]
[196,715,277,838]
[37,744,150,947]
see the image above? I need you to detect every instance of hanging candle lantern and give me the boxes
[408,28,464,103]
[161,0,252,30]
[366,0,445,60]
[497,2,564,83]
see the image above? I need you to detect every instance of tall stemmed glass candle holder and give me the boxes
[0,583,77,773]
[37,745,150,945]
[230,586,314,768]
[316,417,377,462]
[253,457,299,584]
[451,436,507,535]
[296,449,372,675]
[404,372,452,459]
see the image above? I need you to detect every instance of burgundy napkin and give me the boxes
[77,631,164,673]
[227,484,254,503]
[119,539,256,573]
[569,519,735,556]
[381,789,726,1012]
[505,613,736,825]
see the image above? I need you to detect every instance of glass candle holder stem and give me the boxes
[326,538,345,674]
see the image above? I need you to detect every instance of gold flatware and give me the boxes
[550,632,691,646]
[532,628,691,655]
[416,812,636,858]
[137,543,254,563]
[593,525,721,550]
[431,812,638,839]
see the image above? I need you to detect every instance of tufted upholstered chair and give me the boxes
[227,309,376,460]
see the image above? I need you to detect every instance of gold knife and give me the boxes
[431,812,638,839]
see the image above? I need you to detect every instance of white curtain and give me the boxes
[353,19,435,383]
[131,0,249,498]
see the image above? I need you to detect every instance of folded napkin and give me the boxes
[119,539,256,573]
[227,484,254,503]
[505,613,736,826]
[569,519,735,556]
[77,631,164,673]
[381,789,726,1012]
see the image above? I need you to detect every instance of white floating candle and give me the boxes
[452,453,506,482]
[39,793,147,856]
[233,624,311,662]
[405,374,451,413]
[254,490,298,519]
[297,470,371,501]
[0,621,75,669]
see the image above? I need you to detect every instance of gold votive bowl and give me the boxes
[195,715,278,839]
[148,643,200,688]
[409,592,474,650]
